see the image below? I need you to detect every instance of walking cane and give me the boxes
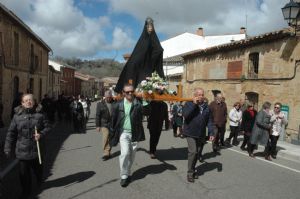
[35,126,42,165]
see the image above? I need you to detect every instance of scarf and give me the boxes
[248,109,255,118]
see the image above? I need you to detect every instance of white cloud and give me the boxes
[1,0,289,59]
[1,0,134,58]
[109,0,287,37]
[110,27,134,50]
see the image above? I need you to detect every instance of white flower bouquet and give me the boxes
[136,72,174,95]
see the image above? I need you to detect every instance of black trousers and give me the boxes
[241,133,251,148]
[213,125,226,146]
[172,124,178,136]
[19,158,43,196]
[227,126,239,144]
[267,135,279,156]
[149,128,162,154]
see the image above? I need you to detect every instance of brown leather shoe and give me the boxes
[150,153,156,159]
[265,155,272,161]
[187,175,194,183]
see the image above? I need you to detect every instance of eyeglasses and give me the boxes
[124,90,134,94]
[274,106,281,109]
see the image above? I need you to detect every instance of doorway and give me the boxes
[245,92,259,110]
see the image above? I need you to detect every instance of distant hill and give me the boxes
[52,56,124,78]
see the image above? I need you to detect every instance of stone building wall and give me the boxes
[183,36,300,142]
[0,9,50,125]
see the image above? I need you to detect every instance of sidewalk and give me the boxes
[224,131,300,163]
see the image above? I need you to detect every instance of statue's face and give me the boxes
[147,24,153,34]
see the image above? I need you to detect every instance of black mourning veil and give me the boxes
[115,17,165,93]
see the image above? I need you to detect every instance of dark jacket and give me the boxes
[172,103,183,126]
[147,101,168,131]
[70,101,84,119]
[182,102,213,138]
[109,98,145,146]
[95,100,113,128]
[250,109,271,146]
[4,104,51,160]
[209,100,227,127]
[241,109,257,133]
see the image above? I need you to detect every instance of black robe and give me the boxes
[115,19,165,93]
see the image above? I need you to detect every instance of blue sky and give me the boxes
[1,0,287,62]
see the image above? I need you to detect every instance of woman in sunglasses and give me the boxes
[268,102,288,159]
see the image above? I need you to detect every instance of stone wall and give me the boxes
[0,9,50,125]
[183,36,300,142]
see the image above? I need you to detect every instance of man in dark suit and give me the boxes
[147,101,168,159]
[182,88,213,183]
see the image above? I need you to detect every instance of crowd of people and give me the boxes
[95,85,288,186]
[3,85,288,198]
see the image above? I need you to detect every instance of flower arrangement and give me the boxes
[136,72,175,95]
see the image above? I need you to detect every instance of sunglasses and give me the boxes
[274,106,281,109]
[124,90,134,94]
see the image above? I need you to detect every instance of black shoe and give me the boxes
[240,146,246,151]
[102,155,110,161]
[198,155,204,163]
[232,141,239,146]
[193,172,199,179]
[120,178,130,187]
[213,144,218,152]
[271,155,277,159]
[225,138,231,144]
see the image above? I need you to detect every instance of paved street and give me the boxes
[4,101,300,199]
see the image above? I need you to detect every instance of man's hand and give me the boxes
[96,127,100,132]
[193,96,200,104]
[34,133,41,141]
[209,136,215,141]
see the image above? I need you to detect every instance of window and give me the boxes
[30,44,34,72]
[28,78,34,94]
[35,55,39,71]
[0,32,3,65]
[245,92,259,110]
[13,32,19,65]
[248,52,259,78]
[13,76,19,99]
[40,50,42,72]
[39,78,42,102]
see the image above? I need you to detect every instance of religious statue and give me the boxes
[115,17,165,93]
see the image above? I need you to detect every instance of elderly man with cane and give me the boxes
[4,94,51,198]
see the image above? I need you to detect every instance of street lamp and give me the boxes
[282,0,300,33]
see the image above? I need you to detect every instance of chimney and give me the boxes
[196,27,204,36]
[240,27,246,34]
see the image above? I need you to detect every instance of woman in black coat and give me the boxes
[4,94,51,198]
[240,104,257,150]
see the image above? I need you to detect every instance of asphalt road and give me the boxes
[16,102,300,199]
